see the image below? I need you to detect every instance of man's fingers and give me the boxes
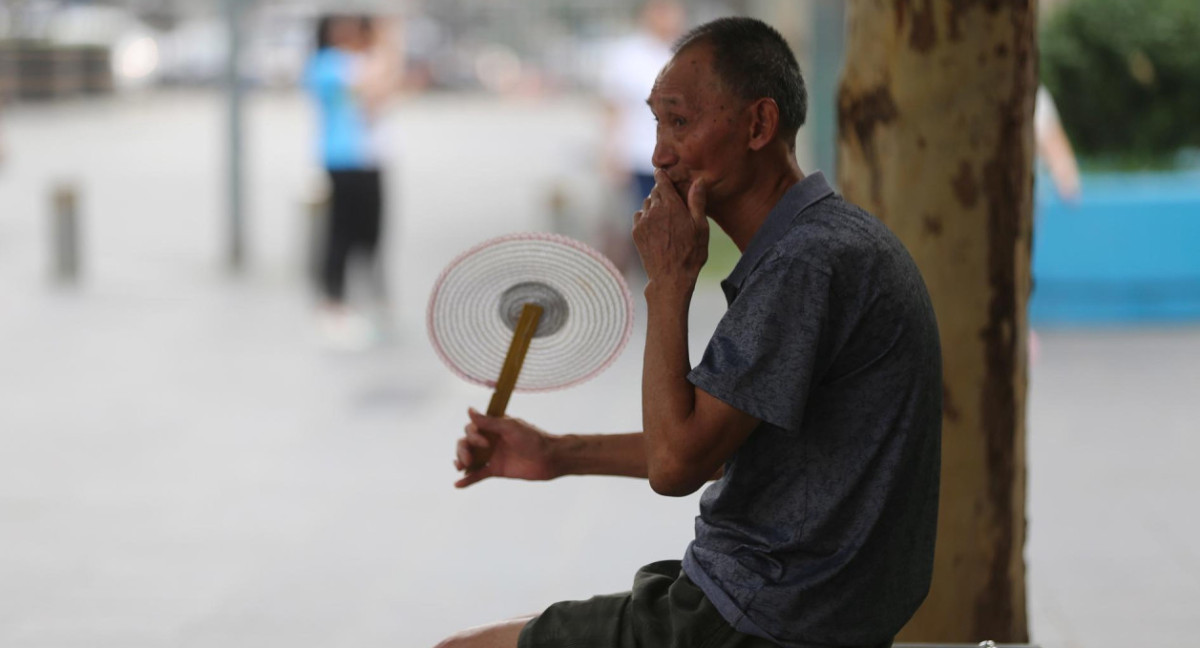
[465,426,490,448]
[652,168,682,204]
[457,413,496,472]
[454,466,492,489]
[461,422,491,449]
[687,178,709,229]
[467,407,504,435]
[467,407,488,424]
[456,407,507,487]
[456,437,481,468]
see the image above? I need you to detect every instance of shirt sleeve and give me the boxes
[687,253,834,433]
[1034,85,1059,140]
[305,52,353,103]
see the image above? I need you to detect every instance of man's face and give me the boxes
[646,44,749,203]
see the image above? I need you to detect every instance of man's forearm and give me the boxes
[641,284,704,493]
[551,432,648,478]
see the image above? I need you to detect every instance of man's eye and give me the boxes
[672,117,686,127]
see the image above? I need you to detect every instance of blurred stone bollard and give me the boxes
[546,180,587,241]
[50,182,82,285]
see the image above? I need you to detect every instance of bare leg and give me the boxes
[433,615,536,648]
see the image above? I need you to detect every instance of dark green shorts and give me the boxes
[517,560,781,648]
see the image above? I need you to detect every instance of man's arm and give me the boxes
[452,411,724,488]
[635,171,760,497]
[453,173,759,494]
[552,432,648,479]
[454,409,647,488]
[454,411,647,488]
[641,286,758,496]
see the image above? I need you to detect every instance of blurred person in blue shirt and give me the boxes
[305,14,401,349]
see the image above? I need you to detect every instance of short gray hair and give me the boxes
[674,17,808,140]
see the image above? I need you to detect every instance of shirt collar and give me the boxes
[720,171,835,304]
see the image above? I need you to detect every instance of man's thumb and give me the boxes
[688,179,708,226]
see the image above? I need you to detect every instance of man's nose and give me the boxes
[651,136,677,170]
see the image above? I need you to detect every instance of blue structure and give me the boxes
[1030,169,1200,326]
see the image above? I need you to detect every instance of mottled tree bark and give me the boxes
[836,0,1036,643]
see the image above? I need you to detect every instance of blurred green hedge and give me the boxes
[1041,0,1200,164]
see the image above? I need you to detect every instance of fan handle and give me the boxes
[471,302,543,470]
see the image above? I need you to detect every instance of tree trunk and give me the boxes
[836,0,1036,643]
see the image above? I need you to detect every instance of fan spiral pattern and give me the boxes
[427,233,634,392]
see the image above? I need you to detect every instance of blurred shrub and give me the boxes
[1041,0,1200,164]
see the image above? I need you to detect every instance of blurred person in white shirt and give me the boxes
[597,0,685,275]
[1035,85,1081,203]
[1029,85,1082,364]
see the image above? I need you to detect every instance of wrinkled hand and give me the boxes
[632,170,709,292]
[453,408,559,488]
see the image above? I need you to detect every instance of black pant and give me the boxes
[323,169,383,302]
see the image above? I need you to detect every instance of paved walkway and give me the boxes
[0,91,1196,648]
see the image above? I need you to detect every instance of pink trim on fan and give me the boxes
[426,231,636,393]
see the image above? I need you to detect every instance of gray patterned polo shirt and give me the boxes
[683,172,942,648]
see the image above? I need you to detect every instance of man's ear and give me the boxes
[747,98,780,151]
